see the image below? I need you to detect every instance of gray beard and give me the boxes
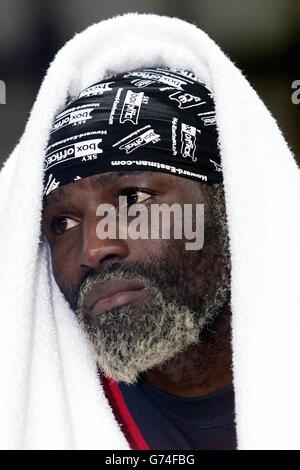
[75,261,230,384]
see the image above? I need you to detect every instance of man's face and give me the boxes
[42,171,230,383]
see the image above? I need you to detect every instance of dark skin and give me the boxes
[42,170,233,398]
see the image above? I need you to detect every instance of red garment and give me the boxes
[100,371,150,450]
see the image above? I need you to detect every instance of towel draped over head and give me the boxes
[0,12,300,450]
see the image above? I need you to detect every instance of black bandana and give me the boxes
[43,67,222,197]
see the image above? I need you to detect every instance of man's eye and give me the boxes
[120,188,153,206]
[51,215,80,234]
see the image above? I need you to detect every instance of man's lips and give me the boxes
[84,278,146,316]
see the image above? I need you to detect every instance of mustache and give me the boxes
[75,258,171,312]
[62,244,203,313]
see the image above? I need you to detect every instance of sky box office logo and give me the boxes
[77,81,115,98]
[119,90,147,125]
[180,123,198,162]
[44,138,103,171]
[51,107,96,133]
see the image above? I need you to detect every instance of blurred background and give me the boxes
[0,0,299,167]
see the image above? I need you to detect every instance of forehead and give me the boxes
[43,171,141,207]
[42,170,200,209]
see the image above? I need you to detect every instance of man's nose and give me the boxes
[79,216,129,270]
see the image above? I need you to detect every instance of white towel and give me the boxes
[0,12,300,450]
